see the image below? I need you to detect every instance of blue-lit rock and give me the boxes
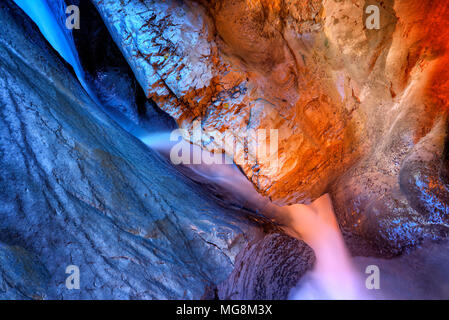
[400,120,449,225]
[69,0,177,132]
[0,243,49,299]
[332,115,449,256]
[218,233,315,300]
[0,1,313,299]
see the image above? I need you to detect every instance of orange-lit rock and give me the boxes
[92,0,361,205]
[329,0,449,254]
[92,0,449,254]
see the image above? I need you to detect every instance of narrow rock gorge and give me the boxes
[1,0,448,300]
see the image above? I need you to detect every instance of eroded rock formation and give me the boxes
[92,0,449,254]
[329,0,449,254]
[0,1,314,299]
[3,0,449,300]
[91,0,359,206]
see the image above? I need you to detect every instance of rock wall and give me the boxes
[329,0,449,254]
[92,0,449,255]
[91,0,360,206]
[3,0,449,299]
[1,0,313,299]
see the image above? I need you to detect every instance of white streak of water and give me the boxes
[14,0,366,300]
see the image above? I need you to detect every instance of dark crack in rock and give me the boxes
[71,0,176,132]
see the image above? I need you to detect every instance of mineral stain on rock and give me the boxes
[0,0,293,299]
[2,0,449,300]
[89,0,449,256]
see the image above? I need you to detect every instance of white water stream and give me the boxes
[14,0,367,300]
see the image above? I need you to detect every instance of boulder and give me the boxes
[91,0,359,205]
[217,233,315,300]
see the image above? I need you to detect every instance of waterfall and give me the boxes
[284,195,367,299]
[13,0,93,97]
[13,0,367,300]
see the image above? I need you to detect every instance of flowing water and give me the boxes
[283,195,367,299]
[13,0,366,300]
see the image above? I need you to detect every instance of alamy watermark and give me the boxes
[65,265,80,290]
[365,5,380,30]
[65,5,80,30]
[365,265,380,290]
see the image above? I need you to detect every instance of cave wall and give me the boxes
[1,0,313,299]
[1,0,448,299]
[329,0,449,254]
[92,0,449,255]
[91,0,360,206]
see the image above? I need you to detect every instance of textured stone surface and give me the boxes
[0,243,49,299]
[217,233,315,300]
[92,0,449,255]
[5,0,449,300]
[0,1,271,299]
[71,0,176,132]
[400,122,449,226]
[328,0,449,255]
[91,0,360,205]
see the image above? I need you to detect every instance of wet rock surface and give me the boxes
[217,233,315,300]
[328,0,449,255]
[91,0,449,255]
[0,243,49,299]
[71,0,176,132]
[91,0,359,205]
[0,1,283,299]
[3,0,449,300]
[332,116,449,256]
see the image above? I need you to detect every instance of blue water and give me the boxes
[13,0,163,138]
[13,0,92,95]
